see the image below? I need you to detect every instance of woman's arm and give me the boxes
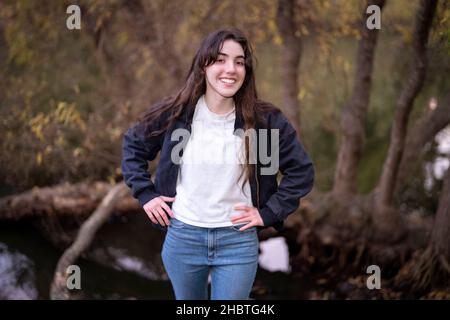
[121,122,163,207]
[258,112,315,227]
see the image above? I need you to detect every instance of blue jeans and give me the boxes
[161,218,259,300]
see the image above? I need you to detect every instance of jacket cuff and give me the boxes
[259,206,280,227]
[136,189,161,207]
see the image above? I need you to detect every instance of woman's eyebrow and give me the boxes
[218,52,245,60]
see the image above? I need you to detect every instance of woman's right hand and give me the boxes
[143,196,176,226]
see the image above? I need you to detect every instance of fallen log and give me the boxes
[0,181,138,220]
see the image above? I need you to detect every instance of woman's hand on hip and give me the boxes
[143,196,175,226]
[230,205,264,231]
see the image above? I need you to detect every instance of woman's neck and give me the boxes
[204,91,235,115]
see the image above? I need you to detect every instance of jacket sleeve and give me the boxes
[259,113,315,227]
[121,121,163,207]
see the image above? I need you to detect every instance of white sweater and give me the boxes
[171,95,253,228]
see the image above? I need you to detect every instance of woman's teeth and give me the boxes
[220,78,236,84]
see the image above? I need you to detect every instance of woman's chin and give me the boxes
[217,88,239,98]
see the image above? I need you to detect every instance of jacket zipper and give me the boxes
[254,125,260,210]
[254,163,260,209]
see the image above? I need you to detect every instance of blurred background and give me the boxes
[0,0,449,300]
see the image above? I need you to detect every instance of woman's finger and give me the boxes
[239,222,255,232]
[231,216,252,224]
[232,219,252,226]
[233,206,250,211]
[230,213,250,222]
[155,206,170,226]
[156,206,170,225]
[145,208,157,224]
[152,209,166,226]
[160,201,175,218]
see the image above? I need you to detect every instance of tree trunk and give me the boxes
[430,167,450,259]
[276,0,302,138]
[374,0,438,232]
[395,92,450,197]
[50,182,129,300]
[0,181,137,220]
[332,0,386,198]
[394,167,450,292]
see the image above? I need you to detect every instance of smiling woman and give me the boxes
[121,28,315,300]
[204,40,246,113]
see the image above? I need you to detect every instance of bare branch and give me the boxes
[49,182,129,300]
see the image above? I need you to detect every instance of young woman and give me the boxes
[121,29,314,300]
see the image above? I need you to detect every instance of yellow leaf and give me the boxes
[36,152,42,166]
[73,147,82,157]
[298,87,307,101]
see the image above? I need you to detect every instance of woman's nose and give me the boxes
[224,61,236,73]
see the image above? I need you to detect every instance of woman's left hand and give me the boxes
[230,205,264,231]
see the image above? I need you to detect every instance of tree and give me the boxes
[395,167,450,292]
[373,0,438,237]
[395,92,450,198]
[431,167,450,264]
[332,0,386,198]
[276,0,302,138]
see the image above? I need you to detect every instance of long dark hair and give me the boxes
[140,28,278,190]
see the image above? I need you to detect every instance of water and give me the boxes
[259,237,291,273]
[0,221,308,299]
[0,221,172,299]
[0,243,38,299]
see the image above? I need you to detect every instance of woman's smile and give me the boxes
[219,77,237,84]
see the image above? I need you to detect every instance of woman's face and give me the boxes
[204,39,246,98]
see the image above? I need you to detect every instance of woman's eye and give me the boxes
[237,61,245,66]
[216,59,225,63]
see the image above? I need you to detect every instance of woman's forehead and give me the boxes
[219,39,245,57]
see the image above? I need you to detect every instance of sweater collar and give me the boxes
[179,99,245,131]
